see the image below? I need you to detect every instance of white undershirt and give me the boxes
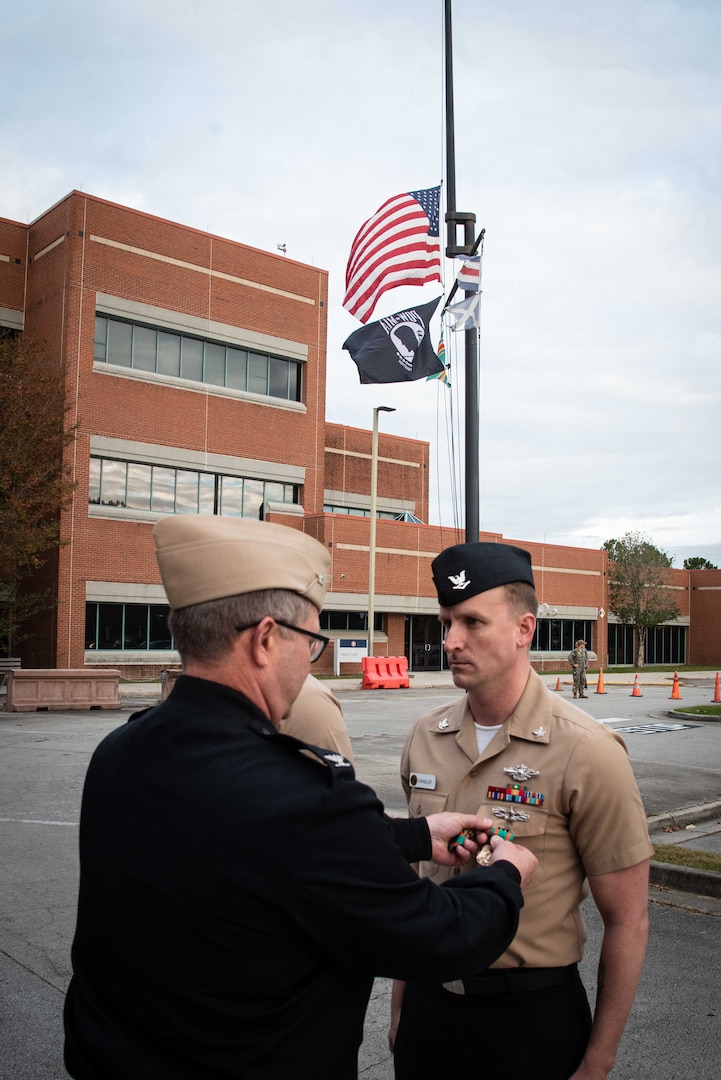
[474,722,503,755]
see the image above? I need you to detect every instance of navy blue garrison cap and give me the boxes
[432,542,535,607]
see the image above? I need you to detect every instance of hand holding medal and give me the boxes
[476,825,515,866]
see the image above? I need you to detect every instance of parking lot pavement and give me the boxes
[1,674,720,1078]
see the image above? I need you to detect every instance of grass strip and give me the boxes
[652,844,721,875]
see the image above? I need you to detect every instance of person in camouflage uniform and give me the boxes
[568,639,589,698]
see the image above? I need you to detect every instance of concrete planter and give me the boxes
[3,669,121,712]
[160,669,183,700]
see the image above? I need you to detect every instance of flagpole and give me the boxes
[444,0,479,543]
[368,405,396,658]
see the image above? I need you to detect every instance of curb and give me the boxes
[647,800,721,900]
[647,800,721,831]
[649,861,721,899]
[669,709,721,723]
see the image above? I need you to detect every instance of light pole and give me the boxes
[368,405,396,658]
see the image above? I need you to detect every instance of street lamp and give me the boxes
[368,405,396,658]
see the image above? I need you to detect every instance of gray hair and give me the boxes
[168,589,312,664]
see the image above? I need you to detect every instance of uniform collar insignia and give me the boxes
[533,726,547,738]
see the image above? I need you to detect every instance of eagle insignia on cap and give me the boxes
[448,570,471,591]
[316,573,325,585]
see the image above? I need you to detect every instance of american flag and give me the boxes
[343,187,442,324]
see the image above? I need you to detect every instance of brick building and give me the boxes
[0,191,716,676]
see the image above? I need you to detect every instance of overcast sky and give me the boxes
[4,0,720,566]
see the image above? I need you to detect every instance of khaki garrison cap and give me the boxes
[153,515,331,612]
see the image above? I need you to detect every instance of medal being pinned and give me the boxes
[476,825,515,866]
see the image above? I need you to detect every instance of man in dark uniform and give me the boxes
[64,515,537,1080]
[391,542,652,1080]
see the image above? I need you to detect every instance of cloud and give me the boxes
[1,0,719,564]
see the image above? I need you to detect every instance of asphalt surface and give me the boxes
[1,670,720,1078]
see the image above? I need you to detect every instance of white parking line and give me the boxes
[0,817,77,826]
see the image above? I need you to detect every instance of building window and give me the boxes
[323,504,398,520]
[94,314,302,403]
[646,625,687,665]
[85,603,173,651]
[319,611,383,631]
[608,624,687,665]
[532,619,594,653]
[89,456,297,517]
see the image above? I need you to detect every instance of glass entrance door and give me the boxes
[406,615,446,672]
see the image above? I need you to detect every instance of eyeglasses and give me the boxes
[235,618,330,662]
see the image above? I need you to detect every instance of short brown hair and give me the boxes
[504,581,539,619]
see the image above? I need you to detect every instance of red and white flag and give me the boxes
[343,187,442,324]
[454,255,481,292]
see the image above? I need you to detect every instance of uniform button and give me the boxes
[469,769,478,778]
[452,867,461,875]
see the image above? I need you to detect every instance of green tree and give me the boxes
[603,531,680,667]
[0,333,77,655]
[683,556,718,570]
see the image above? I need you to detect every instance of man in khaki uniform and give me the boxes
[391,542,652,1080]
[282,673,354,763]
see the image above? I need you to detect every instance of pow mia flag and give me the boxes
[342,297,444,384]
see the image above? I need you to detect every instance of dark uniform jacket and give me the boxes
[64,675,523,1080]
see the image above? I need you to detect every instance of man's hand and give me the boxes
[425,812,494,866]
[488,834,538,889]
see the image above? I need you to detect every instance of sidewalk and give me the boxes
[116,670,721,899]
[116,666,721,699]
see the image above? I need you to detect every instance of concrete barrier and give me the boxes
[3,669,121,712]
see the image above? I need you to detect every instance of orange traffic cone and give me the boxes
[713,672,721,703]
[669,671,681,700]
[630,675,642,697]
[554,677,562,691]
[595,669,606,694]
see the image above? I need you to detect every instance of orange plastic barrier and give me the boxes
[362,655,410,689]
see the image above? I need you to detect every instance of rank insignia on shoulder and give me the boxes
[322,752,352,768]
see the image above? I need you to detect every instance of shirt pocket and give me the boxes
[408,789,449,818]
[481,804,549,889]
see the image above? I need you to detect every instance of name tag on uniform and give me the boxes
[409,772,437,790]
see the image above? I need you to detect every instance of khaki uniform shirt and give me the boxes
[281,674,354,764]
[401,669,652,973]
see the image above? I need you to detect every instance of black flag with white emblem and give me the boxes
[342,297,443,384]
